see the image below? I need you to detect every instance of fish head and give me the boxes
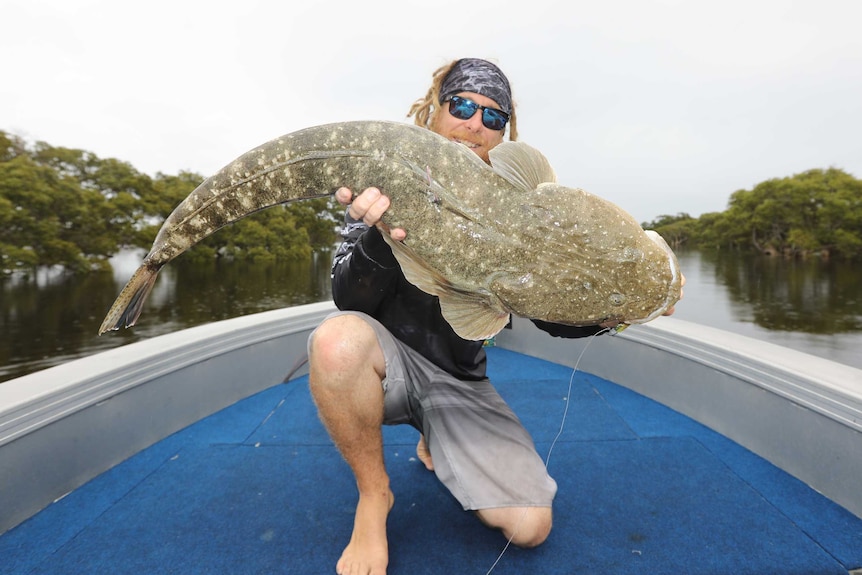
[630,230,683,323]
[484,183,683,327]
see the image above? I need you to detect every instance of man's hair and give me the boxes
[406,59,519,142]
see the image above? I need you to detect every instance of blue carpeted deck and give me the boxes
[3,348,861,574]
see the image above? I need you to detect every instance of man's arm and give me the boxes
[530,320,608,339]
[331,211,401,313]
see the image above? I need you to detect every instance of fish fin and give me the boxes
[98,264,161,335]
[382,233,453,298]
[438,297,511,341]
[488,141,557,191]
[381,234,510,341]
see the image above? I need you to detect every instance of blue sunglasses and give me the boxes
[444,95,510,131]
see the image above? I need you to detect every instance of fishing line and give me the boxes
[484,327,613,575]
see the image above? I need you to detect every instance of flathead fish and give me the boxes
[99,121,682,340]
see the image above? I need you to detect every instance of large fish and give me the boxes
[99,121,682,340]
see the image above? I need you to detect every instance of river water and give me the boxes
[671,250,862,369]
[1,249,860,383]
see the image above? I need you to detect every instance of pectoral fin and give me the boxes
[382,234,511,341]
[437,294,511,341]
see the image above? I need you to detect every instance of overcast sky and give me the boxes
[3,0,860,223]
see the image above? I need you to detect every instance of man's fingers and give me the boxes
[363,195,390,225]
[335,187,353,205]
[346,187,382,221]
[340,186,403,240]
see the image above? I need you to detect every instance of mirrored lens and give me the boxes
[449,97,479,121]
[447,96,508,131]
[481,109,508,131]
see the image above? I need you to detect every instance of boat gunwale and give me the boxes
[1,304,861,535]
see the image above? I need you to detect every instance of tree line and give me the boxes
[3,130,860,276]
[643,167,862,259]
[0,131,341,275]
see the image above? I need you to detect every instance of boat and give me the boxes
[1,301,861,574]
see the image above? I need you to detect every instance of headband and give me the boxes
[439,58,512,116]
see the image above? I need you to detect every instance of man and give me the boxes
[308,58,678,575]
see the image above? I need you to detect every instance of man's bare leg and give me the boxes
[309,315,393,575]
[415,435,434,471]
[476,506,553,548]
[416,436,551,548]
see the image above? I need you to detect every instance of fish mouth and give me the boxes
[638,230,682,323]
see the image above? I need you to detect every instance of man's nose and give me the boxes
[464,111,484,131]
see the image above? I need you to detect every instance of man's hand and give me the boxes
[336,187,406,241]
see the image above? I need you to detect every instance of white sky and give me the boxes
[3,0,861,223]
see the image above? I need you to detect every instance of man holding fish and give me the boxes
[308,58,683,575]
[98,56,684,574]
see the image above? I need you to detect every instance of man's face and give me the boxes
[430,91,506,163]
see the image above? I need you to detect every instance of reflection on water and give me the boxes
[703,250,862,334]
[2,249,861,383]
[672,250,862,370]
[0,251,334,383]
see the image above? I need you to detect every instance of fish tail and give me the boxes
[98,264,161,335]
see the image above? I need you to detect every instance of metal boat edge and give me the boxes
[1,302,860,534]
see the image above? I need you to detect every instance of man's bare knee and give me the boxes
[477,506,552,548]
[508,507,552,548]
[310,315,383,377]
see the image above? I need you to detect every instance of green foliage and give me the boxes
[712,168,862,258]
[0,131,340,274]
[0,154,100,272]
[285,197,342,248]
[641,213,698,249]
[645,168,862,259]
[6,129,858,272]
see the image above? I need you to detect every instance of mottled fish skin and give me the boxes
[99,120,681,339]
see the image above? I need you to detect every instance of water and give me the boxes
[0,250,334,383]
[671,250,862,369]
[1,249,860,383]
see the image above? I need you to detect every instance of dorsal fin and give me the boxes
[488,141,557,191]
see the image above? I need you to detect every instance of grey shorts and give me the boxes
[311,311,557,511]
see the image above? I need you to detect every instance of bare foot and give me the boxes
[416,435,434,471]
[336,490,394,575]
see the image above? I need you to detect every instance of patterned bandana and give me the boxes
[439,58,512,116]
